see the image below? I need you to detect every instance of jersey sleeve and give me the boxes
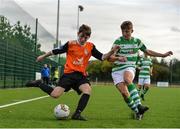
[136,58,142,67]
[138,39,147,52]
[91,45,103,61]
[113,39,120,45]
[52,42,68,55]
[150,58,153,66]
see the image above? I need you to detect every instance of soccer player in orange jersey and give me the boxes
[26,24,121,121]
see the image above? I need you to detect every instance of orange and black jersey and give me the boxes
[52,40,103,76]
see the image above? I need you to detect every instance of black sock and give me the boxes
[75,94,90,114]
[39,83,54,95]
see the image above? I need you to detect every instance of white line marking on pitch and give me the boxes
[0,95,49,109]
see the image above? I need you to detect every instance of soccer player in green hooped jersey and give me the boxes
[108,21,173,120]
[137,53,153,101]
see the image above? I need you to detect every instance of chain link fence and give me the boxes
[0,41,58,88]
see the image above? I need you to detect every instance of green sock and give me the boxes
[137,87,141,95]
[142,87,149,95]
[128,83,141,106]
[125,96,138,113]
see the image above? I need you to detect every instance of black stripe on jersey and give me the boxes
[52,42,68,55]
[91,45,103,61]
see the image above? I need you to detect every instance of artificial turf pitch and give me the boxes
[0,85,180,128]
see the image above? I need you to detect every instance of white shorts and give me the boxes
[138,78,151,86]
[111,67,135,85]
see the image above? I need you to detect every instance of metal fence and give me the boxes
[0,41,58,88]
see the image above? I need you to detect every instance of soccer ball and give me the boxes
[54,104,70,119]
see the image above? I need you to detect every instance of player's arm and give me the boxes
[139,39,173,58]
[136,64,141,70]
[136,58,142,70]
[91,45,120,61]
[36,42,68,62]
[150,66,153,76]
[144,49,173,58]
[107,46,127,62]
[36,51,53,62]
[108,54,127,62]
[102,45,122,60]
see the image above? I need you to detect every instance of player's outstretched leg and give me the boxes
[71,93,90,121]
[128,83,142,106]
[128,83,149,111]
[127,83,149,120]
[116,83,143,120]
[26,80,54,95]
[137,84,142,95]
[133,105,149,120]
[125,96,142,120]
[71,84,91,121]
[141,85,149,101]
[137,104,149,115]
[140,94,145,101]
[25,79,42,87]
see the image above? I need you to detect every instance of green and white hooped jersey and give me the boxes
[112,36,147,72]
[138,57,152,78]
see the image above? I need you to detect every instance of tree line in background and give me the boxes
[87,57,180,84]
[0,15,66,62]
[0,16,35,51]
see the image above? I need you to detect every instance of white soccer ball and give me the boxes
[54,104,70,119]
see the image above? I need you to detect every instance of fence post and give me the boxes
[3,41,8,88]
[33,18,38,81]
[13,44,17,88]
[21,47,24,87]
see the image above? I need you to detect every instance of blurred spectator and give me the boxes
[41,64,50,85]
[52,68,59,86]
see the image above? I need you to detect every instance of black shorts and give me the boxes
[57,72,90,95]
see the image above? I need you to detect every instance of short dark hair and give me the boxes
[78,24,91,36]
[120,21,133,30]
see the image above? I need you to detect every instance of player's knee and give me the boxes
[144,84,150,89]
[79,83,91,94]
[51,92,60,98]
[50,87,64,98]
[124,79,132,85]
[51,92,61,98]
[137,84,142,88]
[82,86,91,94]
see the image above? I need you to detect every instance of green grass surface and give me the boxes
[0,85,180,128]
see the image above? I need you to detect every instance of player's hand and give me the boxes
[150,71,153,76]
[139,67,143,70]
[118,56,127,62]
[36,55,45,62]
[163,51,173,57]
[112,45,120,52]
[137,67,141,70]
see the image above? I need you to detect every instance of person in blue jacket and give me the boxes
[41,64,50,85]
